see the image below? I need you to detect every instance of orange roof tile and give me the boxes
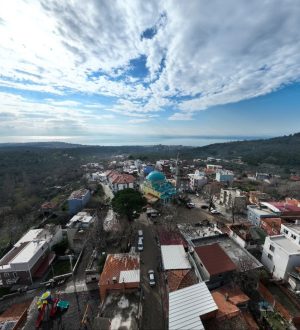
[99,253,140,285]
[212,291,240,320]
[214,285,250,306]
[166,269,198,292]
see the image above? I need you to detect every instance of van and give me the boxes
[137,237,144,251]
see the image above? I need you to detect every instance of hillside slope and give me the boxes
[185,133,300,166]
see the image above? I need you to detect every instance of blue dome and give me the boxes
[146,171,166,182]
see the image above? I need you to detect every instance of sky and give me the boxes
[0,0,300,145]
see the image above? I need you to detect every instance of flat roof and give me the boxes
[194,243,237,275]
[269,235,300,254]
[11,240,47,264]
[15,229,43,246]
[169,282,218,330]
[192,236,262,271]
[67,212,94,227]
[161,245,191,270]
[119,270,140,283]
[247,205,276,216]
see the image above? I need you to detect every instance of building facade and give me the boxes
[68,189,91,215]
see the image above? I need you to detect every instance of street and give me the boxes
[136,214,165,330]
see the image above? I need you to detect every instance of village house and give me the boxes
[0,226,62,286]
[65,210,97,253]
[260,217,284,236]
[68,189,91,215]
[215,170,234,184]
[219,188,247,211]
[188,170,207,191]
[160,244,199,292]
[99,251,140,301]
[168,282,218,330]
[227,224,261,250]
[192,243,237,289]
[105,170,136,193]
[261,223,300,280]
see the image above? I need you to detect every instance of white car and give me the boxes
[210,209,220,215]
[148,270,156,287]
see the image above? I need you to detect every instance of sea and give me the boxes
[0,135,265,147]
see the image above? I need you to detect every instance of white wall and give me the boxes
[261,236,300,280]
[281,224,300,245]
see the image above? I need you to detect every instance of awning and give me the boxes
[145,194,159,203]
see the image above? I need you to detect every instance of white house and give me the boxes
[105,170,136,193]
[262,222,300,280]
[215,170,234,183]
[188,170,207,191]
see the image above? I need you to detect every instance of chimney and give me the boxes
[224,293,229,301]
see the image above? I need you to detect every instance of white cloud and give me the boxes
[0,0,300,136]
[128,118,150,124]
[168,112,193,121]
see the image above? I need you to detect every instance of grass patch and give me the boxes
[262,311,288,330]
[47,260,73,279]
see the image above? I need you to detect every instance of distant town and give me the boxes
[0,149,300,330]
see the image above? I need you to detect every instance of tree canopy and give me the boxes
[112,188,147,221]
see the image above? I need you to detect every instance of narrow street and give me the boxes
[137,214,165,330]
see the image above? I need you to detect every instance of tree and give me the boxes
[112,189,146,221]
[203,182,221,210]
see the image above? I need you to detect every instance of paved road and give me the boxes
[136,214,165,330]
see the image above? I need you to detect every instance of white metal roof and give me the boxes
[15,229,43,246]
[161,245,191,270]
[169,282,218,330]
[11,240,47,264]
[119,270,140,283]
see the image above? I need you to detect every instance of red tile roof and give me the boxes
[194,243,236,276]
[166,269,198,292]
[99,253,140,285]
[158,229,188,248]
[106,170,136,184]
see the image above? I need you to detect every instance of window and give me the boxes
[291,234,297,240]
[267,253,273,260]
[4,272,10,278]
[283,229,288,235]
[269,245,275,252]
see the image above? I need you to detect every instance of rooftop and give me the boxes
[178,223,222,241]
[262,201,300,214]
[194,243,237,276]
[66,211,94,228]
[157,229,187,248]
[269,235,300,254]
[100,252,140,285]
[68,189,89,200]
[11,240,47,264]
[192,235,262,271]
[169,282,218,330]
[282,223,300,235]
[166,269,199,292]
[247,205,276,217]
[161,245,191,271]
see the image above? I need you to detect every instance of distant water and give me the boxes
[0,135,264,147]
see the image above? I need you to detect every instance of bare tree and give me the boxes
[203,182,221,210]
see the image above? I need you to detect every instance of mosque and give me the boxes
[142,171,177,203]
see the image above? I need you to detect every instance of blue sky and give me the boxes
[0,0,300,145]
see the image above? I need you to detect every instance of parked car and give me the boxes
[148,270,156,287]
[210,209,220,215]
[137,237,144,251]
[186,202,196,209]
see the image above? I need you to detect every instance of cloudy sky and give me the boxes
[0,0,300,145]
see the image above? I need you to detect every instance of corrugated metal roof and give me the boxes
[161,245,191,270]
[119,270,140,283]
[169,282,218,330]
